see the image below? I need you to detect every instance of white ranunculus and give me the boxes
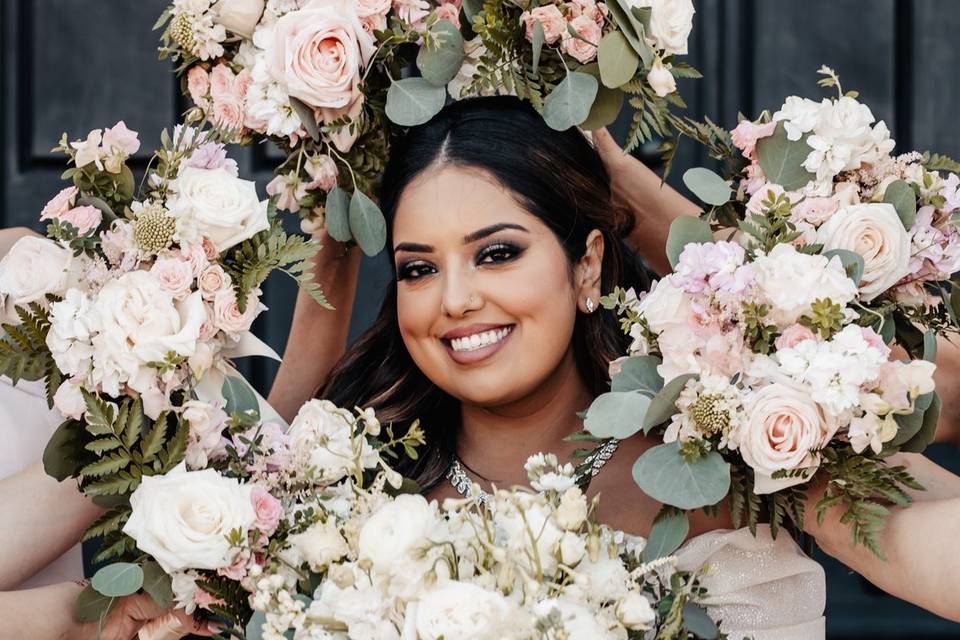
[636,275,692,334]
[123,465,256,573]
[751,244,858,327]
[357,494,440,575]
[287,399,378,481]
[627,0,695,55]
[739,381,833,493]
[213,0,265,38]
[289,519,349,572]
[616,591,656,630]
[555,486,588,531]
[0,236,73,322]
[167,167,269,251]
[415,581,510,640]
[816,202,911,301]
[90,272,205,395]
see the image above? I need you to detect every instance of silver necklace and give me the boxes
[446,439,620,508]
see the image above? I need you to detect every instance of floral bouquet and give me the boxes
[119,392,719,639]
[156,0,698,252]
[0,120,326,622]
[583,68,960,557]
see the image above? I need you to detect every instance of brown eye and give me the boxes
[477,242,522,265]
[397,260,436,281]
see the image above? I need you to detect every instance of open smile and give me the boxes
[440,324,515,365]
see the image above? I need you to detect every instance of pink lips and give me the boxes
[440,324,514,365]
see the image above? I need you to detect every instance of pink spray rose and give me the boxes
[59,205,102,235]
[197,264,232,300]
[40,186,78,221]
[212,288,262,334]
[730,120,776,161]
[775,324,817,350]
[251,487,283,535]
[150,256,195,299]
[520,5,566,44]
[356,0,392,33]
[187,67,211,110]
[433,2,461,28]
[562,14,601,64]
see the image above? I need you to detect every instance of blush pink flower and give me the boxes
[213,288,262,334]
[102,121,141,157]
[59,205,103,235]
[198,265,232,300]
[792,196,839,226]
[251,487,283,535]
[187,67,211,110]
[775,324,817,350]
[860,326,891,358]
[520,5,566,44]
[562,14,601,63]
[356,0,391,33]
[217,553,250,581]
[304,154,339,192]
[393,0,431,29]
[150,256,195,299]
[193,585,226,611]
[40,186,79,221]
[433,2,461,28]
[730,120,776,161]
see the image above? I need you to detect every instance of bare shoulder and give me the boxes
[586,434,734,539]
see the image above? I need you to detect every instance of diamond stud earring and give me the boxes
[585,298,595,313]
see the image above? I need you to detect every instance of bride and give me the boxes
[2,95,959,638]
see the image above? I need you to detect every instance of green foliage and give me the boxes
[584,391,651,439]
[416,20,466,86]
[922,151,960,174]
[197,573,255,629]
[800,298,845,339]
[643,507,690,562]
[665,216,713,268]
[682,167,731,206]
[632,442,731,510]
[384,77,447,127]
[755,123,816,191]
[0,301,55,387]
[882,179,918,229]
[543,71,599,131]
[741,302,778,354]
[643,373,697,433]
[736,189,802,254]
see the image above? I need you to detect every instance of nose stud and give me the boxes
[585,298,595,313]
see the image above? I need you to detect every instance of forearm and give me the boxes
[268,232,361,422]
[0,463,102,589]
[0,581,90,639]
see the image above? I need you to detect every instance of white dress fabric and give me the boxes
[673,524,826,640]
[0,376,84,588]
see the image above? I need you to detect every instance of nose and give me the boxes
[440,267,483,318]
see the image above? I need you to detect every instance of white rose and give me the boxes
[816,203,911,301]
[287,399,378,481]
[555,486,588,531]
[167,167,269,251]
[740,382,833,494]
[415,582,510,640]
[576,544,630,602]
[559,531,587,566]
[534,599,614,639]
[616,591,656,630]
[90,272,206,395]
[628,0,694,55]
[636,275,692,334]
[0,236,73,322]
[289,519,349,572]
[123,465,256,573]
[752,244,858,327]
[213,0,265,38]
[358,494,440,574]
[646,57,677,97]
[496,494,564,576]
[182,400,228,468]
[53,380,86,420]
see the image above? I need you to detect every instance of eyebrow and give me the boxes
[394,223,529,254]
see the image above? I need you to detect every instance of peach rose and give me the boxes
[212,288,262,334]
[792,196,839,226]
[520,5,566,44]
[740,381,834,493]
[774,324,816,351]
[267,0,375,110]
[197,264,232,300]
[562,14,601,64]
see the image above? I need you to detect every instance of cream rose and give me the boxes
[290,519,349,572]
[197,264,232,299]
[615,592,656,630]
[0,236,73,321]
[629,0,695,55]
[740,382,834,493]
[415,582,510,640]
[150,257,195,299]
[213,0,265,38]
[167,167,269,251]
[636,275,692,334]
[123,465,256,573]
[358,494,439,574]
[90,272,206,396]
[815,202,911,301]
[267,0,375,110]
[212,288,262,334]
[287,399,379,481]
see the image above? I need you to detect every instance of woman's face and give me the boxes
[392,165,595,408]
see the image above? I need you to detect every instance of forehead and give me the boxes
[392,165,546,243]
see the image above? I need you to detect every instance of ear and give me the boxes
[575,229,604,313]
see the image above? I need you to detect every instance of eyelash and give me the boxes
[396,241,524,281]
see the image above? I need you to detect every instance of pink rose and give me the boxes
[40,186,78,221]
[217,552,250,581]
[433,2,461,28]
[212,97,247,132]
[356,0,392,31]
[792,196,839,226]
[775,324,817,350]
[304,154,339,192]
[267,0,375,110]
[730,120,776,161]
[860,326,891,358]
[59,205,102,235]
[567,0,607,25]
[393,0,431,28]
[251,487,283,535]
[520,5,566,44]
[562,14,601,64]
[213,288,262,334]
[179,241,211,278]
[187,67,211,110]
[198,264,232,300]
[150,256,195,299]
[201,238,219,262]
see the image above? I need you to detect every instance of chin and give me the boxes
[443,373,536,408]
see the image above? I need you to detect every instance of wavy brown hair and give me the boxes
[319,96,651,491]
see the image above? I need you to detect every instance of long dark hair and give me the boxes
[320,96,650,491]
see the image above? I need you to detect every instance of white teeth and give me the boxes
[449,327,512,352]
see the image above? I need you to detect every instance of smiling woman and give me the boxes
[319,96,651,492]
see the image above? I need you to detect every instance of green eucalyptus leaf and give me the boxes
[289,96,320,142]
[584,391,651,439]
[74,585,116,623]
[890,392,934,447]
[141,561,173,610]
[349,190,387,256]
[222,374,259,418]
[606,0,652,64]
[532,21,545,73]
[683,602,721,639]
[324,186,352,242]
[246,611,267,640]
[642,510,689,562]
[91,562,144,598]
[665,216,712,269]
[756,123,816,191]
[77,195,118,223]
[385,78,446,127]
[879,312,896,344]
[951,282,960,326]
[43,419,84,481]
[580,86,624,131]
[416,20,465,86]
[117,165,136,201]
[643,373,697,432]
[543,72,598,131]
[923,329,937,363]
[611,355,664,396]
[901,392,941,453]
[682,168,732,206]
[461,0,482,21]
[598,31,639,88]
[882,180,917,230]
[632,442,731,510]
[823,249,865,287]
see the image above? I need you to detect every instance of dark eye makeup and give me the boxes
[396,240,525,282]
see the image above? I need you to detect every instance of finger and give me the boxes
[592,127,624,157]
